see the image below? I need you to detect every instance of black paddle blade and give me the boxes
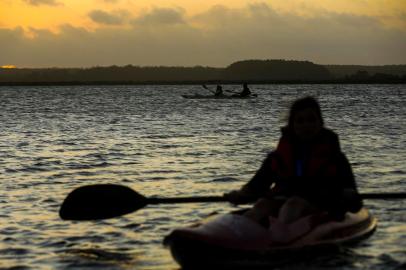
[59,184,147,220]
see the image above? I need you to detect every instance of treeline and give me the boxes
[0,66,223,84]
[325,65,406,78]
[223,60,332,81]
[1,60,405,85]
[338,70,406,83]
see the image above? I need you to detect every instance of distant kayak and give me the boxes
[182,94,257,99]
[164,208,377,269]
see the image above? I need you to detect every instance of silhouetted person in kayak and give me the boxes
[214,85,224,97]
[232,82,251,97]
[225,96,363,228]
[203,84,224,97]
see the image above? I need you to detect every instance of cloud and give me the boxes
[23,0,61,6]
[132,7,186,26]
[89,10,128,25]
[192,3,282,28]
[1,3,405,67]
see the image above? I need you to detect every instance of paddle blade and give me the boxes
[59,184,147,220]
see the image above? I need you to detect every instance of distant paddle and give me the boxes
[202,84,216,94]
[59,184,406,221]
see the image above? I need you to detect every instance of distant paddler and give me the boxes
[227,83,256,97]
[239,82,252,97]
[202,84,224,97]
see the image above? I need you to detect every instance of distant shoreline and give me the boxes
[0,80,405,86]
[1,60,405,86]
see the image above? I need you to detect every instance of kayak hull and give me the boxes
[166,234,355,269]
[181,94,257,99]
[164,208,377,269]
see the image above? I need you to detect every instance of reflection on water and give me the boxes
[0,84,405,269]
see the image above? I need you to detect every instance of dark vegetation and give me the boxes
[1,60,405,85]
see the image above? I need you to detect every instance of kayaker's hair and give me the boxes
[288,96,324,127]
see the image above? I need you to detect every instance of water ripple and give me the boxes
[0,84,405,270]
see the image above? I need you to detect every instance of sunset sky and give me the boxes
[1,0,405,68]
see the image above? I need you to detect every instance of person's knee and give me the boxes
[254,198,272,208]
[279,196,317,223]
[255,197,284,218]
[283,196,308,210]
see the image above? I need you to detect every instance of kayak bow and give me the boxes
[182,94,257,99]
[164,208,377,269]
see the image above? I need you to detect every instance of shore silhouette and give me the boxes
[1,59,405,85]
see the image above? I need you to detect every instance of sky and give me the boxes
[1,0,405,68]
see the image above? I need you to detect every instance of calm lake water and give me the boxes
[0,84,405,270]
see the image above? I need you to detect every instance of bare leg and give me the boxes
[269,196,329,244]
[243,198,283,223]
[278,196,318,224]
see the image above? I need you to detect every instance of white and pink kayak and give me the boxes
[163,208,377,269]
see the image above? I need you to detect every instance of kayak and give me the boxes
[163,208,377,269]
[182,94,257,99]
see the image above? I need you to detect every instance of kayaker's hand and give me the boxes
[342,188,363,212]
[224,186,258,205]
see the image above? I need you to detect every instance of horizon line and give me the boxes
[2,60,406,70]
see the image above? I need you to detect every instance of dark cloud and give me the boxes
[133,7,185,26]
[1,3,405,67]
[23,0,61,6]
[89,10,127,25]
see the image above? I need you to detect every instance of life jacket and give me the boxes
[270,128,340,180]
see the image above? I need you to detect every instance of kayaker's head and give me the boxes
[287,96,323,142]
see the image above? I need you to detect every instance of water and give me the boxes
[0,84,405,269]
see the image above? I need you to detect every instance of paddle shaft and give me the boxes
[147,192,406,205]
[147,196,226,204]
[59,183,406,220]
[201,85,215,94]
[360,193,406,199]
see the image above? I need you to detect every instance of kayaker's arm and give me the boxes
[338,153,358,189]
[244,153,275,194]
[336,152,363,212]
[224,153,275,204]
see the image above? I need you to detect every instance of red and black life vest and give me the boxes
[270,128,340,179]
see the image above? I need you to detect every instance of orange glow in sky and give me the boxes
[2,0,405,31]
[1,65,17,69]
[1,0,405,67]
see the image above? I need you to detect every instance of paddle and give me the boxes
[59,184,226,220]
[202,84,215,94]
[59,184,406,221]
